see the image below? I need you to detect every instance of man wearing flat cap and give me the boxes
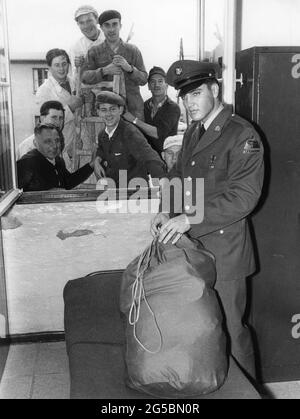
[161,134,183,172]
[17,123,95,192]
[151,60,265,380]
[81,10,147,121]
[123,66,181,154]
[93,91,165,186]
[69,5,104,76]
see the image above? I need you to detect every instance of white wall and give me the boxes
[10,62,46,146]
[241,0,300,49]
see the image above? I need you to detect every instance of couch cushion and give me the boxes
[64,271,125,348]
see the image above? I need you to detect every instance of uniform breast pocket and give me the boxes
[213,166,228,182]
[206,163,228,188]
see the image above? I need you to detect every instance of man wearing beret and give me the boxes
[151,60,265,380]
[69,5,104,76]
[81,10,147,120]
[93,91,165,186]
[123,66,181,154]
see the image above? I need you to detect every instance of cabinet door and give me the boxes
[235,48,257,122]
[236,49,300,382]
[0,222,9,381]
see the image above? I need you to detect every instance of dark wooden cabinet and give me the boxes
[0,220,9,382]
[235,47,300,382]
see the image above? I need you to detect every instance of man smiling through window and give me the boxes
[123,66,181,154]
[35,49,83,170]
[69,5,104,76]
[93,91,165,187]
[17,124,95,192]
[81,10,147,121]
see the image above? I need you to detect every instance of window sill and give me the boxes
[16,187,159,205]
[0,189,22,217]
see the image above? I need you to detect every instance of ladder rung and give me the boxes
[75,150,92,156]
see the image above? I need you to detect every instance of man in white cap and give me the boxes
[69,5,104,76]
[161,135,183,172]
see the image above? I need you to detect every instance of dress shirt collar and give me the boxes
[46,158,56,165]
[104,38,125,54]
[203,104,224,130]
[150,96,168,118]
[105,123,119,139]
[48,73,74,94]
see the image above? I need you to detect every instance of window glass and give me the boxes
[0,0,14,195]
[204,0,225,62]
[33,68,48,93]
[0,86,13,193]
[6,0,200,200]
[0,3,7,84]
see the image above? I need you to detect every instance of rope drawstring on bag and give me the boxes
[128,239,163,354]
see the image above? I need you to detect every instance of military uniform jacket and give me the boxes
[17,149,93,192]
[97,119,166,186]
[168,105,264,281]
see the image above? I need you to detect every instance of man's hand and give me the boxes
[75,55,85,68]
[93,156,106,179]
[103,63,123,76]
[67,96,83,113]
[122,111,135,123]
[150,213,170,237]
[158,214,191,245]
[113,55,132,73]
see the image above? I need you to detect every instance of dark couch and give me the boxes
[63,271,261,399]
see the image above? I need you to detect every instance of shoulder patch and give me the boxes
[243,137,260,154]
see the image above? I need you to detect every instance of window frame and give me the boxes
[17,187,158,206]
[0,0,21,217]
[32,67,48,94]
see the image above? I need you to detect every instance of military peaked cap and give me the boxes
[166,60,220,97]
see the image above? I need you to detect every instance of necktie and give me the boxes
[60,80,71,95]
[189,122,206,151]
[198,123,206,139]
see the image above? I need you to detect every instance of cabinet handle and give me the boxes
[236,72,244,87]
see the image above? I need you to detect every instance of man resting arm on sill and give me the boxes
[17,124,95,192]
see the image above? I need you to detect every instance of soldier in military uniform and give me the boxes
[151,60,264,380]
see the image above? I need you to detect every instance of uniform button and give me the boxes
[185,205,191,211]
[187,177,192,182]
[186,191,191,197]
[191,161,195,167]
[220,230,224,235]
